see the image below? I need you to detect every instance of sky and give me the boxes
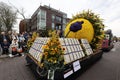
[0,0,120,37]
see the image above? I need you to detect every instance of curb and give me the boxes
[0,55,9,59]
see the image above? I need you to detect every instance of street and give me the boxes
[76,42,120,80]
[0,42,120,80]
[0,56,36,80]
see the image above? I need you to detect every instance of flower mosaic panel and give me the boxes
[80,39,93,55]
[29,37,85,64]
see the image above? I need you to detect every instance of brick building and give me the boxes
[19,19,31,33]
[19,5,70,34]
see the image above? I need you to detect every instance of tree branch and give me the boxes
[8,0,26,19]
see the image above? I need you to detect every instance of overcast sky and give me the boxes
[1,0,120,37]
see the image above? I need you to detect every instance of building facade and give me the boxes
[19,19,31,33]
[26,5,68,33]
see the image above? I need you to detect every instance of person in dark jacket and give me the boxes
[1,39,10,55]
[0,32,11,44]
[7,31,12,44]
[23,31,29,43]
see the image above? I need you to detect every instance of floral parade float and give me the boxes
[102,29,114,51]
[65,10,105,52]
[26,10,105,80]
[27,32,39,51]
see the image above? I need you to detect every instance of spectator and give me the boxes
[0,32,11,55]
[23,31,29,42]
[18,34,25,47]
[29,32,32,38]
[20,40,27,52]
[12,32,19,40]
[7,31,12,44]
[1,39,10,55]
[9,39,22,57]
[0,31,11,44]
[18,34,26,52]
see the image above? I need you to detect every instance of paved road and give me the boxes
[0,56,36,80]
[76,42,120,80]
[0,42,120,80]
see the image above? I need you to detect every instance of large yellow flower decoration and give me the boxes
[65,10,105,51]
[65,18,94,42]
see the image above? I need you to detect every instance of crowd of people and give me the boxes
[0,31,32,57]
[0,29,63,58]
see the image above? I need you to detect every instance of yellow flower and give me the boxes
[27,32,39,50]
[50,42,54,46]
[44,52,48,56]
[53,60,57,63]
[42,45,49,49]
[58,45,62,48]
[40,63,44,68]
[54,48,57,51]
[41,31,65,69]
[64,62,66,65]
[51,50,56,55]
[51,48,54,50]
[48,58,53,63]
[42,45,46,49]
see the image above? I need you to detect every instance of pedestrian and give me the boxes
[0,31,11,44]
[20,40,26,52]
[23,31,29,43]
[9,39,22,57]
[18,33,26,52]
[0,32,11,55]
[1,39,10,55]
[29,32,33,38]
[7,31,13,44]
[0,44,3,55]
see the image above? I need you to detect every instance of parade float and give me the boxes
[102,29,114,51]
[26,10,105,80]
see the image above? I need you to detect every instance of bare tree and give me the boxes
[0,2,17,31]
[17,8,26,19]
[8,1,28,32]
[8,1,26,19]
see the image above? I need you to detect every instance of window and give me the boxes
[58,25,62,30]
[63,18,66,24]
[41,10,46,20]
[63,14,67,24]
[63,14,67,18]
[56,16,62,22]
[52,14,55,22]
[52,23,55,30]
[37,9,46,30]
[62,24,66,31]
